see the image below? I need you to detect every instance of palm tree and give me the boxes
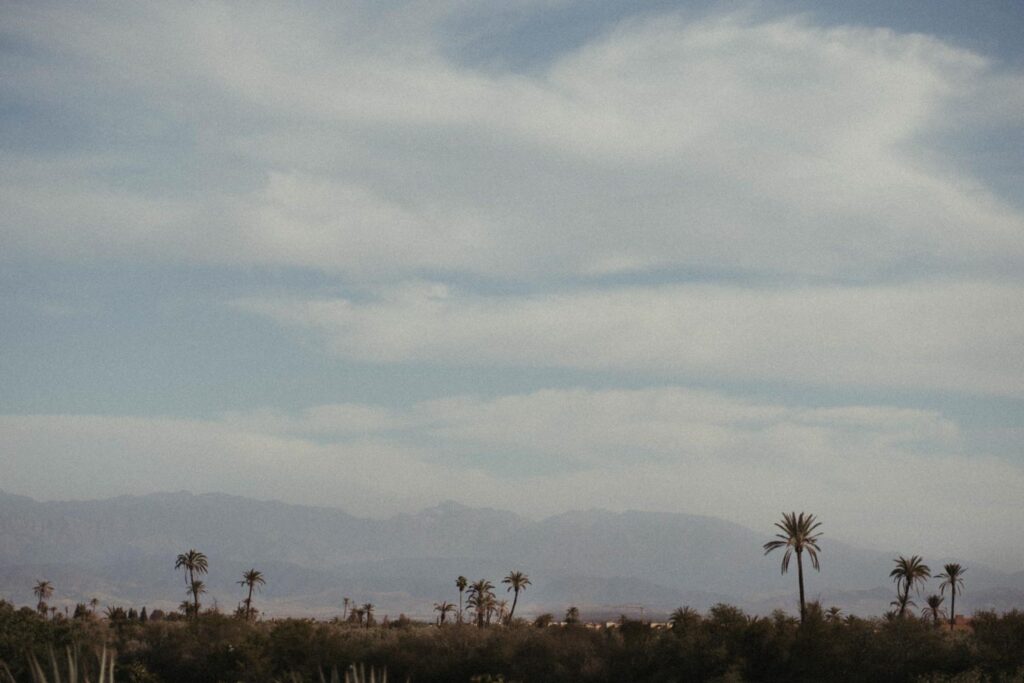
[174,549,209,617]
[89,597,100,615]
[495,599,509,625]
[923,595,946,627]
[889,591,917,617]
[502,571,531,624]
[937,563,966,630]
[890,555,930,617]
[762,512,822,622]
[669,606,700,632]
[455,576,468,624]
[188,580,207,615]
[237,568,266,621]
[351,607,365,626]
[825,606,843,623]
[433,601,455,625]
[565,605,580,624]
[33,580,54,616]
[342,597,351,621]
[362,603,374,628]
[466,579,495,627]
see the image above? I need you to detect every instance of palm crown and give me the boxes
[32,580,54,602]
[937,563,965,595]
[890,555,931,594]
[174,549,209,577]
[890,555,930,617]
[238,569,265,591]
[763,512,822,573]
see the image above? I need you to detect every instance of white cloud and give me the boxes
[2,3,1022,570]
[238,279,1024,396]
[1,387,1020,567]
[1,5,1022,281]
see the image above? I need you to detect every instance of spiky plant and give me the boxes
[344,663,388,683]
[3,647,116,683]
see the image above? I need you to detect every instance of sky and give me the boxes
[1,1,1023,569]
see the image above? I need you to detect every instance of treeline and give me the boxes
[3,600,1024,682]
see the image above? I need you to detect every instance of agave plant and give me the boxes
[1,647,115,683]
[277,664,397,683]
[344,664,388,683]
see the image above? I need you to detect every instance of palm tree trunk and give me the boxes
[950,591,956,630]
[246,583,254,621]
[796,548,806,622]
[188,567,197,618]
[458,591,463,624]
[508,590,519,625]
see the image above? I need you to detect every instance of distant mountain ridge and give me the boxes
[1,490,1021,619]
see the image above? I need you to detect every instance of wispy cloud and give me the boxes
[2,6,1021,281]
[1,1,1022,564]
[2,387,1019,566]
[237,280,1024,396]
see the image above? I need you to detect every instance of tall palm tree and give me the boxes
[890,555,930,618]
[923,595,946,627]
[174,549,209,617]
[237,568,266,621]
[455,576,468,624]
[466,579,495,627]
[33,580,54,616]
[502,571,531,624]
[433,601,455,625]
[937,563,966,630]
[762,511,822,622]
[342,597,351,621]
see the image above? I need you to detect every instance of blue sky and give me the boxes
[1,1,1023,568]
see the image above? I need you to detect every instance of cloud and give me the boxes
[2,3,1022,570]
[1,387,1020,567]
[1,5,1022,281]
[237,279,1024,396]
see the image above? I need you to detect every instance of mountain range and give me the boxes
[1,491,1021,620]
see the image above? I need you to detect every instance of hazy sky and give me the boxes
[2,1,1023,568]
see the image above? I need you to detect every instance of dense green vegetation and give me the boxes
[3,599,1024,682]
[5,514,1021,681]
